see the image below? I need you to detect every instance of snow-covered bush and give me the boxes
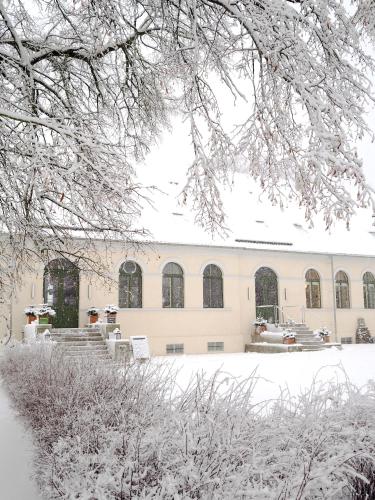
[253,316,267,326]
[86,306,99,316]
[315,327,331,338]
[282,330,296,339]
[24,305,39,316]
[1,345,375,498]
[37,304,56,317]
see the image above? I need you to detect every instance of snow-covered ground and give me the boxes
[0,380,41,500]
[155,345,375,403]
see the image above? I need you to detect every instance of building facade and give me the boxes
[5,240,375,355]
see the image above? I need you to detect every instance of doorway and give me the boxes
[43,259,79,328]
[255,267,279,323]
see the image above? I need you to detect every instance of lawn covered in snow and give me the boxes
[155,345,375,404]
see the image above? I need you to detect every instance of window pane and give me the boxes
[119,261,142,308]
[171,276,183,308]
[311,282,321,308]
[162,276,171,307]
[203,270,223,308]
[306,269,319,281]
[341,284,350,308]
[163,263,184,308]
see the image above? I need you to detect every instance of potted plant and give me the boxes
[87,306,100,324]
[316,327,331,343]
[283,330,296,345]
[104,305,119,324]
[24,305,39,324]
[253,317,267,334]
[38,304,56,324]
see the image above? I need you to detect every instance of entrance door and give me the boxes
[43,259,79,328]
[255,267,279,323]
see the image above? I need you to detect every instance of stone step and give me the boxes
[52,335,104,342]
[295,335,322,341]
[62,345,108,352]
[51,331,102,336]
[301,346,324,351]
[65,354,112,360]
[56,340,106,347]
[298,342,324,347]
[51,328,101,333]
[279,323,307,328]
[65,349,109,356]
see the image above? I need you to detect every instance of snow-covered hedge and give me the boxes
[1,345,375,498]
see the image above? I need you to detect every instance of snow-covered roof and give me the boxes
[139,169,375,258]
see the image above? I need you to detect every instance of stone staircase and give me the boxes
[279,323,324,351]
[50,327,112,360]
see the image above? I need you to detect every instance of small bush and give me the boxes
[1,344,375,499]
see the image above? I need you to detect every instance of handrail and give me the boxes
[256,304,306,324]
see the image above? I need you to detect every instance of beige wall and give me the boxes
[6,242,375,355]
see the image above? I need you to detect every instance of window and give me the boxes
[166,343,184,354]
[162,262,184,308]
[341,337,353,344]
[119,261,142,308]
[208,341,224,352]
[305,269,321,308]
[203,264,223,308]
[335,271,350,309]
[363,272,375,309]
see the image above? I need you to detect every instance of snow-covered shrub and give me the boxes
[316,327,331,338]
[282,329,296,339]
[87,306,99,316]
[37,304,56,317]
[24,305,39,316]
[1,345,375,498]
[253,316,267,326]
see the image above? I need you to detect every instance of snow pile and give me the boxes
[1,345,375,498]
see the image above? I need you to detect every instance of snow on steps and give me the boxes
[278,323,324,351]
[50,327,112,359]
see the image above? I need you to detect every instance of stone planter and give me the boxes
[324,335,331,343]
[255,324,267,334]
[283,337,296,345]
[89,314,99,324]
[26,314,37,324]
[106,312,117,324]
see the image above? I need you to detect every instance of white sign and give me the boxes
[130,336,150,359]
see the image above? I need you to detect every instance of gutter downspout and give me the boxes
[330,254,337,342]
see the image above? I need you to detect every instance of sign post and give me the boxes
[130,336,150,360]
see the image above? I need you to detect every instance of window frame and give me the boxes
[166,343,184,354]
[207,341,224,352]
[203,264,224,308]
[162,262,184,308]
[335,270,350,309]
[118,261,142,308]
[305,268,321,309]
[363,271,375,309]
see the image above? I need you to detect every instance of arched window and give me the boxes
[305,269,321,308]
[119,261,142,308]
[335,271,350,309]
[162,262,184,308]
[363,272,375,309]
[203,264,223,308]
[255,267,278,322]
